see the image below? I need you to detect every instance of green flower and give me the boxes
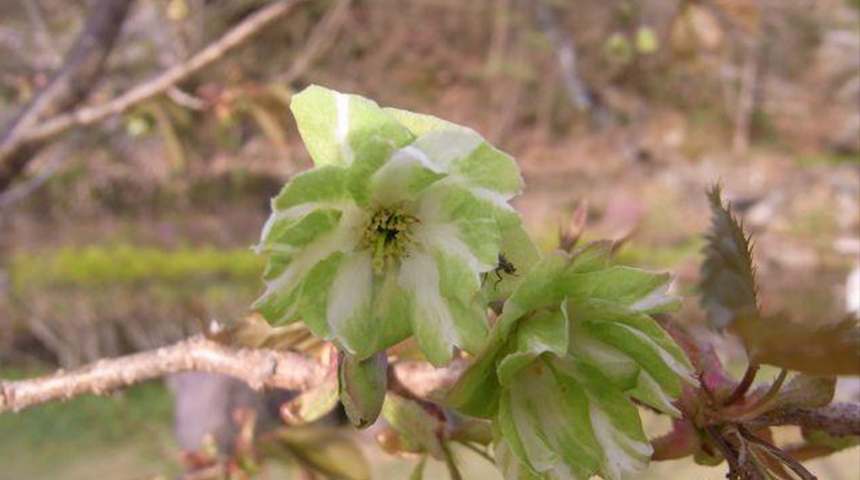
[447,244,693,480]
[254,85,535,366]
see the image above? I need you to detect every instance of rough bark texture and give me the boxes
[0,335,326,414]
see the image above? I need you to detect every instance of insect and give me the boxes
[482,253,518,290]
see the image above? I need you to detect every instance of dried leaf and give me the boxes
[731,314,860,376]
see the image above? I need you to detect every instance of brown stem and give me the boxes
[723,363,760,406]
[740,426,818,480]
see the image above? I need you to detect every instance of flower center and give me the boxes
[361,204,418,274]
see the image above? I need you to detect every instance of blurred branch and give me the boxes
[0,0,306,193]
[280,0,352,85]
[0,335,466,416]
[0,0,134,193]
[533,0,592,112]
[0,141,72,212]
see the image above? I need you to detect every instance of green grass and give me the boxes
[9,243,264,293]
[0,378,178,480]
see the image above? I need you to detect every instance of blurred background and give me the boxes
[0,0,858,478]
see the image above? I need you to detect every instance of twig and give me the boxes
[0,138,76,212]
[0,0,306,192]
[723,362,759,406]
[279,0,352,85]
[748,402,860,437]
[740,426,818,480]
[28,0,304,143]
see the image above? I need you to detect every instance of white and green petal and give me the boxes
[290,85,414,167]
[569,303,694,416]
[259,85,528,368]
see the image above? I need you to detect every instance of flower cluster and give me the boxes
[254,85,536,366]
[447,243,693,480]
[256,86,693,477]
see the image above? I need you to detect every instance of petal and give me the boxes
[432,248,489,355]
[561,266,680,313]
[384,107,461,136]
[291,85,413,166]
[368,145,447,204]
[397,251,460,366]
[414,183,500,272]
[326,251,374,354]
[257,166,352,253]
[254,205,364,325]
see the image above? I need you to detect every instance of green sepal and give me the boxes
[339,350,388,428]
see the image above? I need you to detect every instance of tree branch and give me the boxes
[0,0,134,192]
[0,335,466,416]
[0,335,326,414]
[0,0,305,192]
[748,402,860,437]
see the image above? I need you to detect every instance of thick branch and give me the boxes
[0,336,466,416]
[0,335,326,414]
[748,402,860,437]
[0,0,304,192]
[0,0,134,192]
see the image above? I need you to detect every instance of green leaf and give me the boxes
[265,426,371,480]
[383,393,445,459]
[700,185,759,329]
[339,351,387,428]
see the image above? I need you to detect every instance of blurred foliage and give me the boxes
[9,243,263,293]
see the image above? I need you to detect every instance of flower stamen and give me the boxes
[362,205,418,274]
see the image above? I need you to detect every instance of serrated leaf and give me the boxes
[383,393,445,459]
[700,186,860,375]
[700,185,759,329]
[339,350,387,428]
[266,426,371,480]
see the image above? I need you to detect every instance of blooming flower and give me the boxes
[447,244,693,480]
[254,85,535,366]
